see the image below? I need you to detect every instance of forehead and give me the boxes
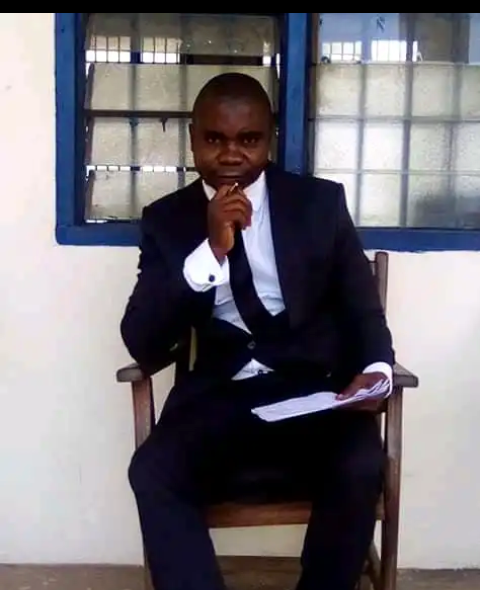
[195,97,270,131]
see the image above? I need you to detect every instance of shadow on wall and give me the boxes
[409,192,480,229]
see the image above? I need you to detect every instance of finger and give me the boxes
[223,191,252,211]
[336,389,358,400]
[336,379,361,400]
[222,200,252,226]
[221,194,251,207]
[336,372,385,400]
[224,186,251,206]
[222,208,251,229]
[214,184,239,200]
[233,186,248,198]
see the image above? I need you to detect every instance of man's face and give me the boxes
[189,97,273,190]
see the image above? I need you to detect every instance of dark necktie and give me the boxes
[228,227,274,335]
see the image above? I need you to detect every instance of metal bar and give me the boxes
[278,13,311,175]
[399,13,416,227]
[129,13,141,219]
[85,109,280,119]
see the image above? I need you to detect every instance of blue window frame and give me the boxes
[55,12,480,250]
[55,12,310,246]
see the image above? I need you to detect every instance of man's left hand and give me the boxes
[336,371,389,411]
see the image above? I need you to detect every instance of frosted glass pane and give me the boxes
[87,13,277,57]
[455,124,480,173]
[359,174,401,226]
[364,65,406,117]
[362,124,403,171]
[315,172,358,216]
[456,176,480,229]
[315,13,404,64]
[460,66,480,118]
[457,175,480,199]
[412,64,455,117]
[87,63,277,112]
[315,64,407,117]
[87,117,194,167]
[407,175,453,227]
[314,65,361,117]
[409,125,450,172]
[313,121,358,170]
[87,170,198,220]
[315,14,480,64]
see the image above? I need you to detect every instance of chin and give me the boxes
[206,176,244,190]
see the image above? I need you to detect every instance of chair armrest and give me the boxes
[393,362,418,388]
[116,342,185,383]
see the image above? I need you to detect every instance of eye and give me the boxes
[204,133,223,144]
[239,133,262,146]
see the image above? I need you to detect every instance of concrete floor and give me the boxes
[1,560,480,590]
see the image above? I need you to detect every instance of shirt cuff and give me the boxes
[363,361,393,396]
[183,239,230,292]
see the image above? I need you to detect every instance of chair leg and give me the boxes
[381,388,403,590]
[381,516,399,590]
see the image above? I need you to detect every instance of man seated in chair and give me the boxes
[121,72,395,590]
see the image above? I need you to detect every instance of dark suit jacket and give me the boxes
[121,164,394,398]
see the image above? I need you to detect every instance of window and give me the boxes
[58,13,480,250]
[85,13,279,221]
[55,13,310,246]
[310,13,480,250]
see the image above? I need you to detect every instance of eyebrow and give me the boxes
[203,130,264,140]
[238,131,263,140]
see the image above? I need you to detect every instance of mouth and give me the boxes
[216,174,245,185]
[217,174,243,179]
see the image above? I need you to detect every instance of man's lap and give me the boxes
[130,372,384,503]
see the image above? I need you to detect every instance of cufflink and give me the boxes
[208,274,215,282]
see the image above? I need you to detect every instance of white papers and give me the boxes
[251,379,390,422]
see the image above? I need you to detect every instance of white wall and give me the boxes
[1,13,479,569]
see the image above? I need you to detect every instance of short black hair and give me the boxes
[192,72,273,122]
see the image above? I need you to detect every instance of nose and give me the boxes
[218,140,243,165]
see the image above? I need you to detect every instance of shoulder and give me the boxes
[270,165,345,212]
[283,168,341,193]
[140,178,202,230]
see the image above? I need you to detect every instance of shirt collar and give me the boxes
[201,171,266,212]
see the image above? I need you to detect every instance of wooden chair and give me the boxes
[116,251,419,590]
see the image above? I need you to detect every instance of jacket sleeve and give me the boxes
[332,183,395,368]
[120,207,204,370]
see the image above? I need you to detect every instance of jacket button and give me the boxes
[248,341,256,350]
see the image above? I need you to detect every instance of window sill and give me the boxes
[56,222,480,251]
[360,228,480,252]
[56,222,140,246]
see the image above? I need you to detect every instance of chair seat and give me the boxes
[204,463,385,528]
[207,497,384,528]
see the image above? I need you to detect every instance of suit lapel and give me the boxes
[181,169,311,325]
[180,178,209,246]
[179,179,216,311]
[266,165,309,328]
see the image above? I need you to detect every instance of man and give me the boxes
[121,72,395,590]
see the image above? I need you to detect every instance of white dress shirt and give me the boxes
[182,171,392,390]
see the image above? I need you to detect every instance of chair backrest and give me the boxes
[370,251,389,312]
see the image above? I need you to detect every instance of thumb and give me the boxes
[214,183,237,200]
[336,377,362,400]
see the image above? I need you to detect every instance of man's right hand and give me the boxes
[207,184,252,262]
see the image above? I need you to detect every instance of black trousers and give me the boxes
[128,372,384,590]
